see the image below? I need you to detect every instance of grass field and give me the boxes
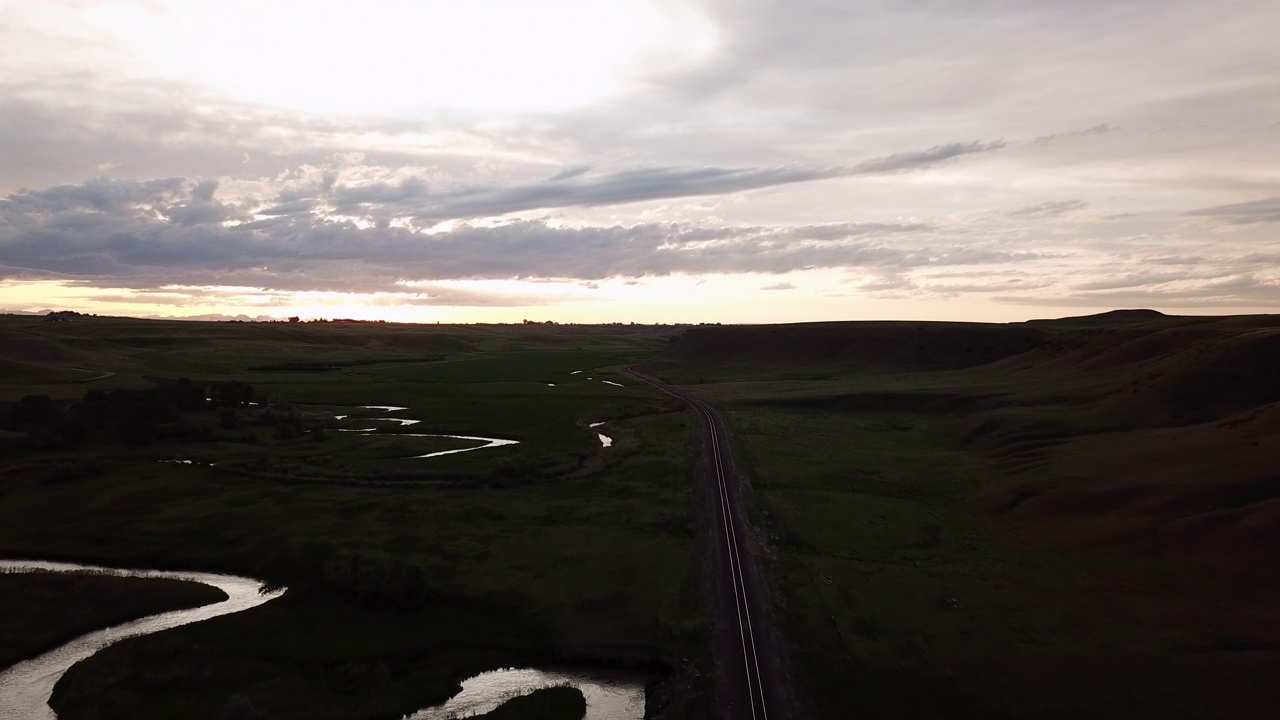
[0,316,710,719]
[652,312,1280,719]
[7,311,1277,719]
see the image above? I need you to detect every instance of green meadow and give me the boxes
[651,314,1280,720]
[0,316,709,720]
[4,311,1277,719]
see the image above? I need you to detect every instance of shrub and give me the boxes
[218,407,240,430]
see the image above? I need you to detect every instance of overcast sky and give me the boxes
[1,0,1277,322]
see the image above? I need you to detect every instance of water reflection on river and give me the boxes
[404,667,645,720]
[0,560,283,720]
[332,406,519,459]
[1,400,643,719]
[0,564,646,720]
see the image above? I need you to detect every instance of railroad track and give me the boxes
[627,367,783,720]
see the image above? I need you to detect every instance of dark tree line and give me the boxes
[3,379,257,448]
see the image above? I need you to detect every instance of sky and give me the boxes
[1,0,1278,323]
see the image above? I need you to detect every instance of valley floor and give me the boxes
[652,312,1280,719]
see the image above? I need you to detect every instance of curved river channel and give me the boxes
[337,406,521,459]
[0,561,644,720]
[0,560,284,720]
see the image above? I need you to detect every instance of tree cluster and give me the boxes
[3,379,257,449]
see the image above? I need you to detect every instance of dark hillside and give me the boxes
[667,314,1280,427]
[669,311,1280,566]
[665,321,1048,370]
[1024,308,1169,327]
[656,310,1280,720]
[987,318,1280,425]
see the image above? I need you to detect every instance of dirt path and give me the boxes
[627,367,792,720]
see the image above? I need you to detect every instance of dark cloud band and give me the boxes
[0,174,1036,293]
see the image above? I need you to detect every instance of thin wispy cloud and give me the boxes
[318,141,1005,221]
[847,141,1006,175]
[1033,123,1118,146]
[1185,197,1280,224]
[1007,200,1088,218]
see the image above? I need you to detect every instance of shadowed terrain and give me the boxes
[0,315,707,720]
[0,572,226,671]
[650,310,1280,719]
[4,310,1277,719]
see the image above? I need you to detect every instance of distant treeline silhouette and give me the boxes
[2,379,261,448]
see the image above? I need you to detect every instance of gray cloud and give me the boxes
[1143,255,1209,265]
[848,141,1006,175]
[329,165,842,220]
[547,165,592,182]
[854,274,918,294]
[1033,123,1118,146]
[920,280,1054,295]
[1185,197,1280,224]
[998,272,1280,308]
[1007,199,1088,218]
[0,88,547,197]
[322,140,1005,221]
[1071,270,1222,291]
[760,282,795,291]
[0,176,1044,293]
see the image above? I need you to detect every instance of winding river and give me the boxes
[0,560,284,720]
[1,404,643,718]
[338,406,521,459]
[0,562,644,720]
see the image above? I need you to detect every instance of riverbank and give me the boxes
[0,571,225,670]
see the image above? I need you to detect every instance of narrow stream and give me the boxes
[337,406,519,459]
[588,423,613,448]
[0,404,638,717]
[71,369,116,383]
[398,433,520,459]
[0,562,645,720]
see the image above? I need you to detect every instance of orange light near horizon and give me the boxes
[6,277,1273,326]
